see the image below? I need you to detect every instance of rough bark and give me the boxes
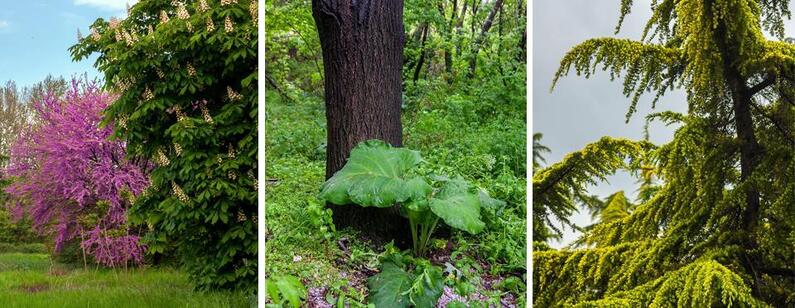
[312,0,408,244]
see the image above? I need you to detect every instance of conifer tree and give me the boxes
[534,1,795,306]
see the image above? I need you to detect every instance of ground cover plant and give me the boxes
[0,251,248,307]
[266,0,527,306]
[533,0,795,306]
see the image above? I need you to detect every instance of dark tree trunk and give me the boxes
[312,0,409,245]
[716,21,764,297]
[413,24,430,83]
[468,0,504,77]
[444,0,458,76]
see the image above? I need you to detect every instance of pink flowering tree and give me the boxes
[3,79,149,267]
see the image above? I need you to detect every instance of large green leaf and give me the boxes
[319,140,430,207]
[368,260,413,308]
[266,275,306,308]
[429,177,486,234]
[409,264,445,307]
[367,257,444,308]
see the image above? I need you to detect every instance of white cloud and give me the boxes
[0,20,8,29]
[73,0,137,11]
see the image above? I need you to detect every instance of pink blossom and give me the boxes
[3,79,149,267]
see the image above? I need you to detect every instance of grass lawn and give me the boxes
[0,253,251,308]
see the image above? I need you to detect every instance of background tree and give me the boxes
[4,80,149,267]
[534,0,795,306]
[311,0,408,239]
[70,0,258,291]
[0,76,67,246]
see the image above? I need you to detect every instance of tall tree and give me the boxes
[71,0,258,291]
[312,0,407,239]
[534,0,795,306]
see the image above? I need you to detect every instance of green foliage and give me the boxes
[0,243,46,254]
[532,136,649,241]
[265,275,307,308]
[536,0,795,306]
[70,0,257,291]
[367,252,444,308]
[320,140,501,256]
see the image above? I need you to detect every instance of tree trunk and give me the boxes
[468,0,504,77]
[312,0,409,244]
[716,20,764,297]
[413,24,430,83]
[444,0,458,76]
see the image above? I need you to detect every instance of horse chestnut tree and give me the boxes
[70,0,257,291]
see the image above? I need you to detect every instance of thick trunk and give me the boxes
[312,0,408,244]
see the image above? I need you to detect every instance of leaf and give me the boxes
[409,264,445,307]
[271,275,306,308]
[368,260,413,308]
[429,177,486,234]
[319,140,429,207]
[478,188,506,212]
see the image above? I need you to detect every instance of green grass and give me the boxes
[0,253,250,308]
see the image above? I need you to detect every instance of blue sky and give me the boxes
[0,0,136,87]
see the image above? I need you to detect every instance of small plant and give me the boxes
[265,275,307,308]
[319,140,504,256]
[368,250,445,308]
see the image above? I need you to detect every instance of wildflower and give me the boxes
[221,0,238,6]
[228,170,237,181]
[77,29,83,41]
[160,10,170,24]
[147,24,154,35]
[173,142,183,156]
[198,0,209,12]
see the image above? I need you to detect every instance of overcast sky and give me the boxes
[533,0,688,248]
[533,1,795,248]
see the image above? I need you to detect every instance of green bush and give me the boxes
[0,242,47,254]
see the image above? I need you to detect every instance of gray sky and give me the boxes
[533,1,795,248]
[533,0,687,248]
